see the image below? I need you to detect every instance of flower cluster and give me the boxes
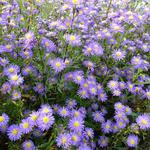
[0,0,150,149]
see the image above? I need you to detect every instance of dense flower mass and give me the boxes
[0,0,150,149]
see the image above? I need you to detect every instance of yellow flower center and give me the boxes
[130,139,135,144]
[31,115,38,121]
[81,91,86,96]
[11,75,19,81]
[6,45,11,49]
[142,119,147,125]
[72,135,77,141]
[70,35,76,41]
[116,51,122,57]
[12,129,18,135]
[24,51,29,56]
[0,116,4,122]
[26,142,31,148]
[147,92,150,97]
[43,108,49,113]
[45,42,49,47]
[72,0,78,4]
[23,123,29,129]
[106,125,110,129]
[77,76,81,81]
[43,117,49,123]
[74,112,79,117]
[9,68,14,73]
[61,137,67,144]
[84,84,88,88]
[119,122,123,126]
[55,62,61,67]
[74,121,80,127]
[25,33,31,39]
[87,47,92,52]
[91,88,96,93]
[62,109,67,115]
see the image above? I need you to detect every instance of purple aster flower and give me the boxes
[29,111,39,126]
[116,120,127,129]
[7,124,22,141]
[0,124,8,133]
[37,113,55,131]
[41,37,56,52]
[19,50,33,59]
[22,65,33,76]
[0,57,9,67]
[66,99,77,109]
[56,133,71,149]
[144,89,150,100]
[71,109,84,118]
[12,90,21,100]
[114,102,125,112]
[8,74,24,86]
[110,23,124,33]
[78,144,92,150]
[127,134,138,147]
[83,60,95,71]
[92,111,105,123]
[49,58,66,73]
[107,80,119,90]
[125,106,132,115]
[98,92,108,102]
[20,118,34,134]
[1,82,11,94]
[84,127,94,139]
[58,107,69,118]
[136,114,150,130]
[119,81,126,90]
[3,44,14,53]
[70,132,81,146]
[88,84,97,96]
[34,83,45,94]
[3,64,20,76]
[0,113,9,126]
[113,89,122,96]
[78,88,89,99]
[112,49,126,60]
[98,136,109,148]
[73,71,84,84]
[68,117,84,132]
[22,140,35,150]
[65,34,81,46]
[101,120,112,133]
[33,128,43,137]
[131,56,143,68]
[39,104,53,115]
[114,111,126,121]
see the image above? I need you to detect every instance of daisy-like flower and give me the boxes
[131,56,142,68]
[34,83,45,95]
[112,49,126,60]
[37,114,55,131]
[114,102,125,111]
[65,34,81,46]
[39,104,53,115]
[127,134,138,147]
[49,58,66,73]
[84,127,94,139]
[58,107,69,118]
[33,128,43,137]
[22,140,35,150]
[56,133,71,149]
[41,37,56,52]
[73,71,84,84]
[136,114,150,130]
[92,111,105,123]
[0,124,8,133]
[101,120,112,133]
[78,88,89,99]
[144,89,150,100]
[68,117,84,132]
[0,113,9,126]
[12,90,21,100]
[7,125,22,141]
[70,132,80,146]
[116,120,126,129]
[107,80,119,90]
[8,74,24,86]
[111,23,124,33]
[29,111,39,126]
[66,99,77,109]
[20,119,34,134]
[0,57,9,67]
[4,64,20,76]
[98,92,108,102]
[98,136,109,148]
